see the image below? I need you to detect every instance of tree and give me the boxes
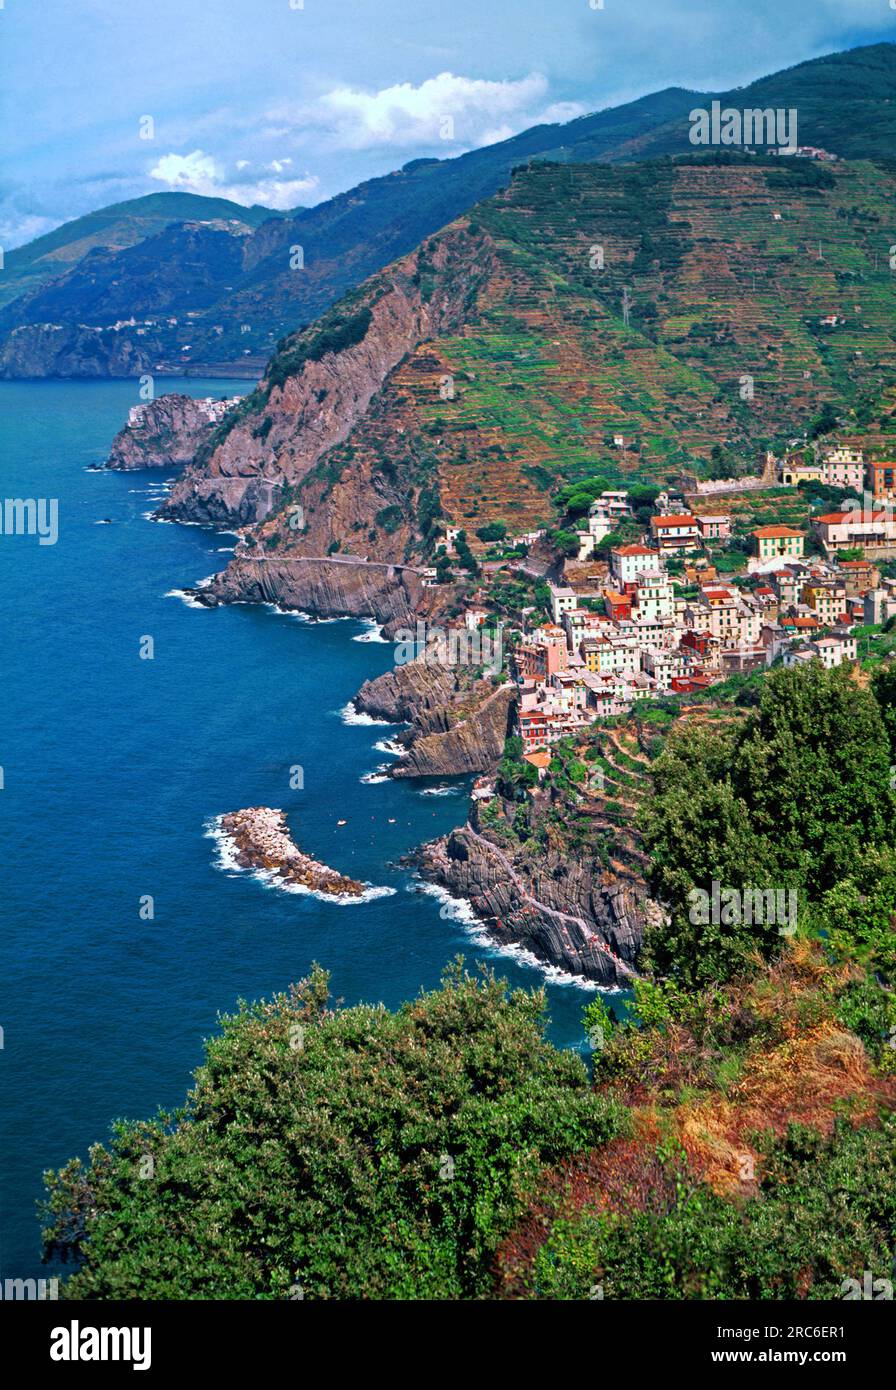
[872,662,896,762]
[548,528,582,558]
[453,530,480,577]
[732,664,894,893]
[815,846,896,982]
[475,520,508,543]
[640,664,896,984]
[41,964,619,1300]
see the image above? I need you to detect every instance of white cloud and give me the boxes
[141,67,577,214]
[148,149,318,209]
[0,212,59,251]
[267,71,585,152]
[149,150,225,188]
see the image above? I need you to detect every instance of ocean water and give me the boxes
[0,379,597,1280]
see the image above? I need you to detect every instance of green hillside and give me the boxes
[2,43,894,374]
[0,192,279,310]
[244,153,896,553]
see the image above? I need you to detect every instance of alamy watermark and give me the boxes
[689,102,798,151]
[1,1276,58,1299]
[688,881,797,937]
[1,497,58,545]
[393,620,504,675]
[840,1271,893,1300]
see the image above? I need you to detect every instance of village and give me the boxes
[433,442,896,757]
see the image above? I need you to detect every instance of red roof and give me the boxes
[816,511,889,524]
[651,514,697,529]
[613,544,656,556]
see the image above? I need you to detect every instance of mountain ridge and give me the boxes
[4,41,894,378]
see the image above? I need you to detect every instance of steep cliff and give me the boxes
[354,658,461,725]
[158,225,492,529]
[421,813,652,987]
[417,718,667,983]
[198,553,428,633]
[106,394,239,470]
[391,684,515,779]
[151,151,896,576]
[355,660,516,777]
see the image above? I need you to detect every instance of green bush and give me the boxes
[41,964,621,1300]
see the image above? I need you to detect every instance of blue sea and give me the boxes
[0,379,598,1280]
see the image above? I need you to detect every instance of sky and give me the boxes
[1,0,894,249]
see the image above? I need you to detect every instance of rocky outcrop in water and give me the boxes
[392,684,515,779]
[419,804,655,986]
[355,661,516,778]
[219,807,363,896]
[198,553,426,633]
[106,393,242,470]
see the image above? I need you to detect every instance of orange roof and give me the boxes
[613,544,656,556]
[752,525,804,538]
[523,749,551,769]
[651,514,696,529]
[817,510,888,524]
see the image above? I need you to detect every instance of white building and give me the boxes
[610,545,663,586]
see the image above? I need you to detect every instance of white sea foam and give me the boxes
[373,738,404,756]
[360,767,391,785]
[205,816,396,905]
[261,601,313,623]
[352,619,388,643]
[338,700,396,727]
[418,784,464,797]
[164,588,207,610]
[415,880,607,991]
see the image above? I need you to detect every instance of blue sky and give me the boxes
[1,0,894,249]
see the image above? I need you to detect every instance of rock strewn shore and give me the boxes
[220,807,364,896]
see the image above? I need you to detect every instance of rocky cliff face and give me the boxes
[420,812,655,986]
[0,323,154,378]
[391,685,515,778]
[355,660,516,777]
[158,226,492,529]
[355,659,459,724]
[199,553,427,633]
[106,394,230,470]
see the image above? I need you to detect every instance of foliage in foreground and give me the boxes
[640,663,896,984]
[523,1118,896,1300]
[41,963,619,1300]
[498,948,896,1299]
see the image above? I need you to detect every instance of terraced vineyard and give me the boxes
[395,157,896,538]
[221,154,896,562]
